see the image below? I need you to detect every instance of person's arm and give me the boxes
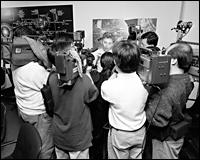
[85,75,99,103]
[85,66,94,84]
[101,81,112,103]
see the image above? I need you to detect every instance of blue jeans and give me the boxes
[19,110,54,159]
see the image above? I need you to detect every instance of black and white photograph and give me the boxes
[1,1,199,159]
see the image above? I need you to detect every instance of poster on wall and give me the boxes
[93,18,157,49]
[1,5,73,40]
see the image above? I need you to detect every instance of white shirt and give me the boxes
[92,48,112,72]
[12,62,50,115]
[101,72,148,131]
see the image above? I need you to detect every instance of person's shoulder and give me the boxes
[48,71,59,85]
[80,74,94,83]
[92,48,104,54]
[101,78,115,88]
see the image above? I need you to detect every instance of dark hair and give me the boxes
[112,40,141,73]
[141,31,158,47]
[100,52,115,79]
[127,32,137,41]
[167,42,193,72]
[47,32,74,65]
[14,26,36,37]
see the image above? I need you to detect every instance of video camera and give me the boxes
[72,30,85,53]
[1,23,13,44]
[54,53,79,86]
[80,48,96,73]
[138,47,171,85]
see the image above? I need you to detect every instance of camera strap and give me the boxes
[40,70,55,117]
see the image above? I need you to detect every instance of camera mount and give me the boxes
[171,20,193,41]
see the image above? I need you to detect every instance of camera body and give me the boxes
[55,53,79,86]
[11,37,37,66]
[80,49,96,73]
[1,23,13,44]
[138,48,171,84]
[73,30,85,53]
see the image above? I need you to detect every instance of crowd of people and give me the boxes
[1,26,195,159]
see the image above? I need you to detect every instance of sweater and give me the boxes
[49,73,99,151]
[146,73,194,127]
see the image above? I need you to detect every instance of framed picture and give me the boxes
[93,18,157,49]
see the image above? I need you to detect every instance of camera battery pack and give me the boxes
[55,54,79,85]
[11,37,37,66]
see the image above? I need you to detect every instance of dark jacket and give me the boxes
[90,71,110,129]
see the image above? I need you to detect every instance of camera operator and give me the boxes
[140,31,160,52]
[11,26,54,159]
[101,41,149,159]
[145,42,194,159]
[127,30,137,43]
[92,32,115,73]
[47,32,99,159]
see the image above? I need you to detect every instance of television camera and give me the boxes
[125,19,171,85]
[72,30,85,53]
[125,19,143,45]
[79,48,96,73]
[1,23,13,43]
[54,52,79,86]
[137,48,171,85]
[1,8,85,86]
[1,30,85,87]
[171,20,199,77]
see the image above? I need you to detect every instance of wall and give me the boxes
[1,1,199,49]
[179,1,199,43]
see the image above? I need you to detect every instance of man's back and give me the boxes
[49,73,99,151]
[12,61,49,115]
[101,72,148,131]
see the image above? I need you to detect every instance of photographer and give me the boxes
[47,32,99,159]
[127,30,137,43]
[141,31,160,52]
[145,42,194,159]
[11,26,54,159]
[101,41,148,159]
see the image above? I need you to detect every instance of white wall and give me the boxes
[179,1,199,43]
[1,1,199,49]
